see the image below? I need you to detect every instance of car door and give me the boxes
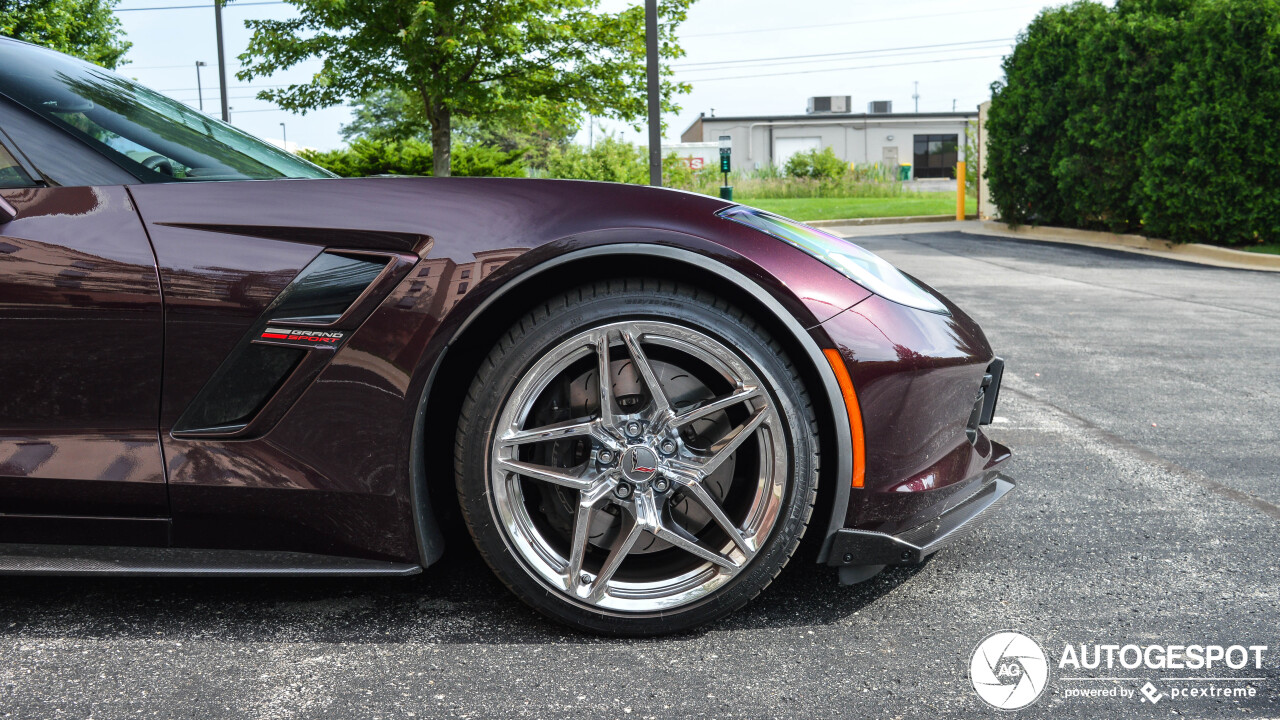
[0,107,168,546]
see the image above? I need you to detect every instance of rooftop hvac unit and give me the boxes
[806,95,851,114]
[868,100,893,114]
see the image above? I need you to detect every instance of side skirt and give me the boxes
[0,544,422,577]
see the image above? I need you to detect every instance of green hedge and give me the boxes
[784,147,848,180]
[299,138,526,178]
[987,0,1280,245]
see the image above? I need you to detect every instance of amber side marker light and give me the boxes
[822,348,866,489]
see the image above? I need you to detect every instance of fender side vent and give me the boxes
[172,248,415,439]
[270,252,389,325]
[173,344,304,433]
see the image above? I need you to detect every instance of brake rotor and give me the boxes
[567,356,737,554]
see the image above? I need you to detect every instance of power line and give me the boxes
[113,1,285,12]
[122,63,198,70]
[154,83,288,92]
[229,105,352,114]
[674,38,1015,69]
[683,4,1037,38]
[676,43,1014,75]
[675,45,1013,76]
[689,53,1006,83]
[125,62,244,71]
[678,46,1013,75]
[170,95,279,102]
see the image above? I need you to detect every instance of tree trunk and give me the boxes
[428,101,451,177]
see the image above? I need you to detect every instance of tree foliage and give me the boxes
[0,0,131,68]
[339,87,429,144]
[340,87,578,168]
[238,0,693,177]
[986,0,1280,245]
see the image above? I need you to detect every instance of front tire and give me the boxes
[454,279,819,635]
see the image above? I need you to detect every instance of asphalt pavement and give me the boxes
[2,229,1278,719]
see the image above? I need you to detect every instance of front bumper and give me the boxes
[827,472,1015,571]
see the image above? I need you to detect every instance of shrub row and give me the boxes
[986,0,1280,245]
[300,138,527,178]
[303,136,916,200]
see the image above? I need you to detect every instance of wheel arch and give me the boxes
[412,241,854,567]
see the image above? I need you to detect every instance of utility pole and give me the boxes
[214,0,230,122]
[952,98,957,112]
[913,81,919,113]
[279,122,287,147]
[195,61,208,112]
[645,0,661,187]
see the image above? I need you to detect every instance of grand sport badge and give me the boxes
[970,631,1050,710]
[257,326,347,349]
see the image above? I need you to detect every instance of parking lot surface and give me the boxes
[2,230,1277,718]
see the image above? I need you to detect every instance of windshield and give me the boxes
[0,40,334,183]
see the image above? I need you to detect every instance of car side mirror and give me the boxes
[0,195,16,224]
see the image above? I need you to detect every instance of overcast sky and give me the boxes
[112,0,1093,151]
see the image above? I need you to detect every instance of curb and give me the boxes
[972,221,1280,273]
[805,214,977,228]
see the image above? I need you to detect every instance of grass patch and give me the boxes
[1241,244,1280,255]
[739,195,976,221]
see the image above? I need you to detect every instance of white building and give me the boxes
[680,102,976,178]
[660,141,719,171]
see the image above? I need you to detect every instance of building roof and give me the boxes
[683,111,977,140]
[699,111,976,123]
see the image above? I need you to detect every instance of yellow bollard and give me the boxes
[956,161,966,221]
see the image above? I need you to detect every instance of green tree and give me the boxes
[239,0,694,177]
[339,87,429,144]
[340,87,578,168]
[0,0,131,68]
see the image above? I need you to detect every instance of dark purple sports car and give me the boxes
[0,37,1013,634]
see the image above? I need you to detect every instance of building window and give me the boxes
[912,134,959,179]
[460,268,471,279]
[456,282,468,294]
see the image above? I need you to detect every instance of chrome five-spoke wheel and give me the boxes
[456,280,818,635]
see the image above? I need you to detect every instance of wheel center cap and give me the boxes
[620,445,660,483]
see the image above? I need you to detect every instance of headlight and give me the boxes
[718,205,950,315]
